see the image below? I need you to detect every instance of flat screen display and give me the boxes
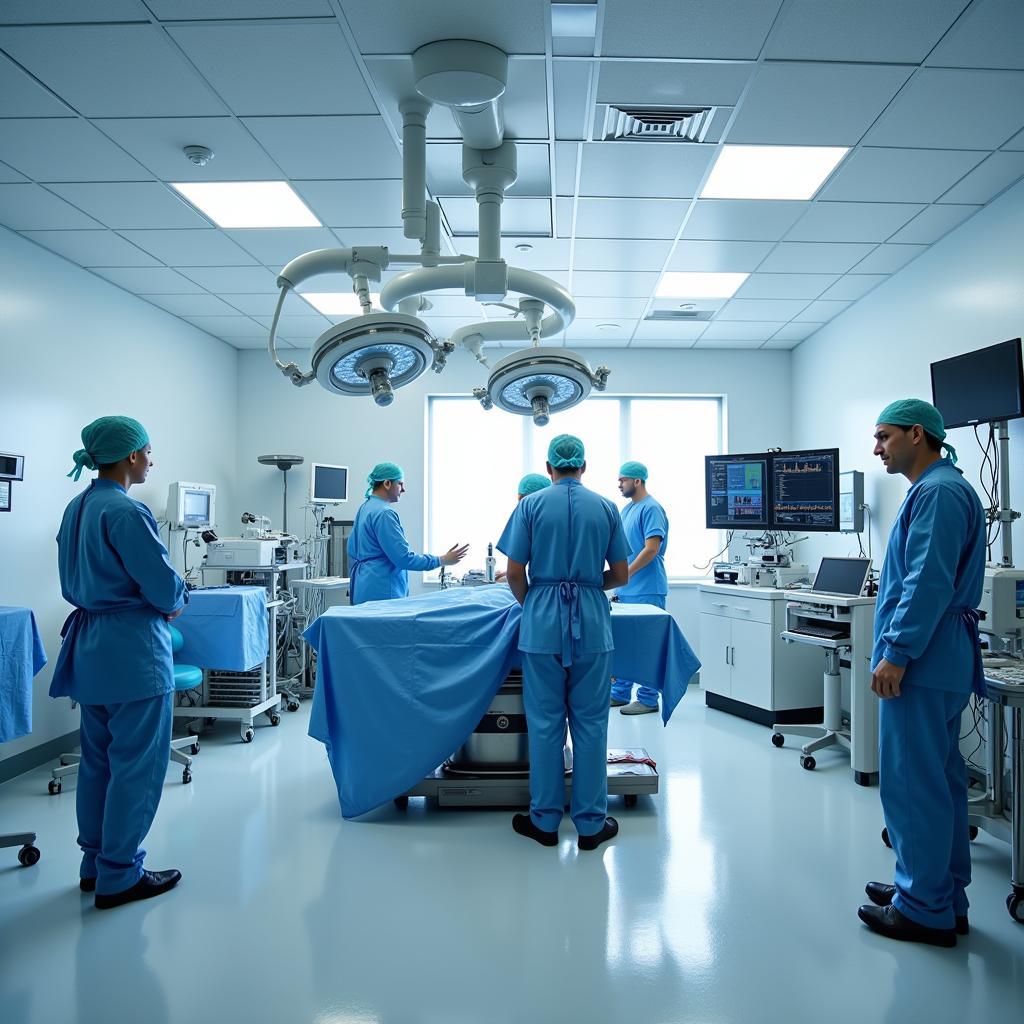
[930,339,1024,428]
[311,464,349,503]
[705,454,771,529]
[182,491,211,526]
[812,557,871,597]
[770,448,840,532]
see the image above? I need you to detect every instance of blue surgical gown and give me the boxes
[347,496,441,605]
[50,478,187,705]
[616,495,669,600]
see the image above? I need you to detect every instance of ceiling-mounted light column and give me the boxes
[462,141,517,297]
[399,97,431,243]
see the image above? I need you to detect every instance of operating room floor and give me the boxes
[1,690,1021,1024]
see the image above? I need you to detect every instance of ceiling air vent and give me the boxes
[646,309,716,322]
[601,105,715,143]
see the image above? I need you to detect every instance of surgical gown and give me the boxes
[51,478,187,894]
[498,479,629,835]
[347,496,441,605]
[872,459,985,930]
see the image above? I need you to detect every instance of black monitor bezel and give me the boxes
[769,447,840,533]
[704,452,773,531]
[930,338,1024,429]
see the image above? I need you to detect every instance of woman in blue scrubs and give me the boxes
[859,399,985,948]
[347,462,467,605]
[498,435,629,850]
[51,416,187,909]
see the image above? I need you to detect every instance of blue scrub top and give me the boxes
[873,460,986,695]
[50,478,187,705]
[498,478,629,664]
[347,496,441,605]
[616,495,669,599]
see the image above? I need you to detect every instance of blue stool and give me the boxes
[169,625,201,784]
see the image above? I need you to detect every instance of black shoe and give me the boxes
[512,813,558,847]
[578,816,619,851]
[865,882,969,934]
[94,869,182,910]
[857,903,957,947]
[80,877,96,893]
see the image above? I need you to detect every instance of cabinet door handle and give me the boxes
[729,646,734,666]
[710,602,727,608]
[732,606,751,614]
[725,645,730,665]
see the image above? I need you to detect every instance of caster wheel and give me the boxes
[182,770,192,785]
[242,729,254,744]
[48,780,61,796]
[800,755,816,771]
[287,701,300,712]
[968,825,979,841]
[624,794,638,808]
[771,732,785,748]
[190,742,200,755]
[881,827,892,849]
[854,771,872,787]
[269,713,281,727]
[1007,892,1024,924]
[18,844,41,867]
[393,796,409,809]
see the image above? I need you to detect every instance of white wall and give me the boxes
[0,226,239,767]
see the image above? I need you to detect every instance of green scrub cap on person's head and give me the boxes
[547,434,586,469]
[68,415,150,482]
[876,398,957,465]
[365,461,404,498]
[518,473,551,496]
[619,460,648,481]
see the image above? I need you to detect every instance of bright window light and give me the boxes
[656,272,748,299]
[170,181,321,228]
[700,145,848,201]
[301,292,381,315]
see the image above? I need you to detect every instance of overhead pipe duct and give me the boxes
[399,97,430,242]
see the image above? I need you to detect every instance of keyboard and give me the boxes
[790,625,849,640]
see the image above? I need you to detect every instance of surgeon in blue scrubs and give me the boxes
[610,460,669,715]
[348,461,468,605]
[858,399,985,948]
[498,435,629,850]
[51,416,187,909]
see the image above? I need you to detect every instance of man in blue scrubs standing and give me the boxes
[348,461,468,605]
[858,399,985,947]
[51,416,187,909]
[499,435,629,850]
[610,460,669,715]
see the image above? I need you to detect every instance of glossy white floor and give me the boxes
[1,688,1021,1024]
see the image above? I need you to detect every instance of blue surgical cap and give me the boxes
[518,473,551,497]
[365,461,404,498]
[547,434,585,469]
[877,399,957,464]
[68,416,150,481]
[619,460,648,481]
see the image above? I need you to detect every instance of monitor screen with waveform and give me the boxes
[770,448,840,532]
[705,453,772,530]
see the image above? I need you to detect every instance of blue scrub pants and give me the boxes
[879,683,972,929]
[522,651,612,836]
[610,594,665,707]
[77,692,173,894]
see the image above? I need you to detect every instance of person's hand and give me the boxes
[871,658,905,699]
[441,542,469,566]
[166,607,184,622]
[495,571,507,583]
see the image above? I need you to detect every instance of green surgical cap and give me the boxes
[518,473,551,496]
[547,434,585,469]
[619,460,648,481]
[877,398,957,465]
[68,416,149,482]
[365,461,404,498]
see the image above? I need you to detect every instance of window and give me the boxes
[427,396,723,579]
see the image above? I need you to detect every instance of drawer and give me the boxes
[699,591,775,625]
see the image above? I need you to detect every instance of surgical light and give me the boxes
[700,145,848,201]
[171,181,320,228]
[656,271,748,299]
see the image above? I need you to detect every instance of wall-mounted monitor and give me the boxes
[167,482,216,529]
[705,453,772,530]
[310,463,349,504]
[0,452,24,481]
[770,448,840,533]
[930,339,1024,429]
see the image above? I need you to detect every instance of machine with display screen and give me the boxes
[770,448,840,532]
[167,482,216,529]
[705,453,771,530]
[310,463,349,504]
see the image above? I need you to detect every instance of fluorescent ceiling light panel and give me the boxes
[301,292,381,315]
[170,182,320,228]
[656,272,748,299]
[701,146,848,201]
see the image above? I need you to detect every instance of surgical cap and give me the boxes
[876,399,957,465]
[68,416,150,482]
[547,434,586,469]
[619,460,648,481]
[518,473,551,497]
[365,461,404,498]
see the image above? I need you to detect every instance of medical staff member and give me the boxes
[348,461,467,605]
[496,474,551,583]
[858,399,985,948]
[51,416,186,910]
[610,460,669,715]
[499,435,629,850]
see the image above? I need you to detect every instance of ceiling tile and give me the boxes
[0,118,148,182]
[141,293,239,316]
[926,0,1024,70]
[122,229,257,266]
[555,142,579,196]
[564,318,639,342]
[553,59,594,141]
[252,313,331,343]
[226,227,342,268]
[668,239,773,272]
[766,0,966,62]
[148,1,332,15]
[818,275,888,301]
[226,335,297,350]
[682,200,811,242]
[631,319,709,343]
[757,242,875,273]
[178,265,280,292]
[0,161,26,183]
[573,238,672,271]
[0,53,71,117]
[850,244,927,274]
[183,314,267,338]
[820,148,987,203]
[578,142,714,199]
[596,59,752,108]
[695,337,771,349]
[555,197,574,236]
[335,226,416,250]
[222,292,325,316]
[446,237,571,272]
[23,230,160,267]
[0,24,224,116]
[1003,128,1024,150]
[242,116,401,180]
[48,182,210,230]
[427,142,550,197]
[574,198,688,239]
[938,151,1024,204]
[293,180,402,229]
[719,298,810,321]
[735,273,837,299]
[571,297,648,319]
[0,184,100,230]
[439,197,551,237]
[771,322,823,342]
[784,201,923,243]
[0,1,147,21]
[701,321,787,341]
[496,59,550,141]
[760,336,802,349]
[729,63,913,146]
[573,270,659,297]
[864,69,1024,150]
[793,299,852,323]
[91,267,206,294]
[887,204,981,244]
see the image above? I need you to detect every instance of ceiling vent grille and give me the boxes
[646,309,716,322]
[601,105,715,142]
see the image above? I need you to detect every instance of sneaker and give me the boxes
[620,701,658,715]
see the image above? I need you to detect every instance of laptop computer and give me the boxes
[810,556,871,598]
